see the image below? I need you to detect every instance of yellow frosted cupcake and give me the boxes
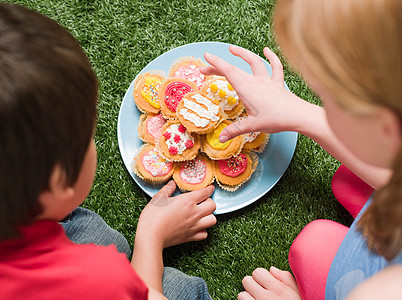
[133,72,165,114]
[201,120,244,160]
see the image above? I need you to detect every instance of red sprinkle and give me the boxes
[163,131,171,139]
[174,134,181,143]
[178,124,186,133]
[169,146,178,155]
[185,140,194,148]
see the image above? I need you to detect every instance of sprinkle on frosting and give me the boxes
[164,81,194,112]
[173,64,205,89]
[141,76,164,108]
[238,115,260,143]
[141,148,173,176]
[219,154,247,177]
[207,79,239,111]
[179,158,207,184]
[179,93,219,128]
[206,122,231,150]
[164,123,194,155]
[146,114,166,141]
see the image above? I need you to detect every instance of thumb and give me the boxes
[219,118,255,143]
[149,180,176,206]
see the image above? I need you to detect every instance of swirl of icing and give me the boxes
[164,81,194,112]
[219,154,247,177]
[146,114,166,140]
[179,158,207,184]
[206,123,230,150]
[141,148,173,176]
[141,76,164,108]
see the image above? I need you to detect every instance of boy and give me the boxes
[0,3,216,299]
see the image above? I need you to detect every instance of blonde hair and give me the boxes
[274,0,402,260]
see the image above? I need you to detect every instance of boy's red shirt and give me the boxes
[0,220,148,299]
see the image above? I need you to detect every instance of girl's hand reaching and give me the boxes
[238,267,301,300]
[201,46,313,143]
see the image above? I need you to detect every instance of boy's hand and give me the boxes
[201,46,310,143]
[238,267,301,300]
[136,180,216,249]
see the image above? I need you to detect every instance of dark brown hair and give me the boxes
[0,3,98,240]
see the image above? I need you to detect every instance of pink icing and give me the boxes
[173,64,205,89]
[141,148,173,177]
[179,158,207,184]
[146,114,166,141]
[219,154,248,177]
[164,81,193,112]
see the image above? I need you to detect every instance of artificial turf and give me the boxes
[6,0,349,298]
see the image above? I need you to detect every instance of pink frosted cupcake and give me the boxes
[138,113,167,145]
[168,57,211,89]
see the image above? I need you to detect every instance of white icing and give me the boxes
[165,124,194,154]
[179,94,219,128]
[206,79,239,111]
[180,108,210,127]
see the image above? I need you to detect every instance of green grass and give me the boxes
[7,0,349,298]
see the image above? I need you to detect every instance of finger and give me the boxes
[185,185,215,204]
[200,65,225,77]
[237,291,254,300]
[149,180,176,205]
[251,268,276,290]
[197,197,217,215]
[269,266,299,291]
[219,119,258,143]
[197,213,217,230]
[242,275,267,299]
[263,47,284,84]
[204,52,250,87]
[229,45,270,77]
[190,229,208,241]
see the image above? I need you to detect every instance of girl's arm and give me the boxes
[201,46,391,189]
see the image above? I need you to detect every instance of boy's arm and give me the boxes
[201,46,391,189]
[131,181,216,293]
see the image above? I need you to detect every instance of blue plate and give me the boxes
[117,42,298,214]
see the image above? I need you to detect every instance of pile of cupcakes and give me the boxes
[131,56,269,192]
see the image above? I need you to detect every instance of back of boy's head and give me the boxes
[0,3,98,240]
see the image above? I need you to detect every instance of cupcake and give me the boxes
[157,120,201,161]
[168,56,210,89]
[212,151,259,192]
[201,120,244,160]
[237,113,270,153]
[132,144,174,184]
[158,78,198,119]
[177,92,222,134]
[201,77,243,119]
[173,153,214,191]
[133,72,165,114]
[138,113,166,145]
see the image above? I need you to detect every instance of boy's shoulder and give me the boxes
[0,220,148,299]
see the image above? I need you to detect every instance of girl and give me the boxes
[201,0,402,299]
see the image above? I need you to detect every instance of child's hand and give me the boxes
[136,180,216,249]
[201,46,310,143]
[238,267,301,300]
